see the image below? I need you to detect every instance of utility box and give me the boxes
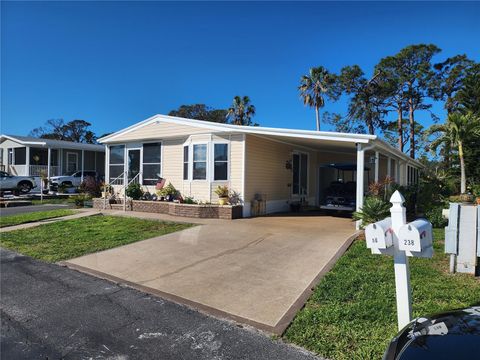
[365,217,393,253]
[398,219,433,258]
[456,205,478,274]
[445,203,460,255]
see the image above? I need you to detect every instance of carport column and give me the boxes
[25,147,30,176]
[387,157,392,190]
[356,143,365,230]
[47,147,51,180]
[374,151,379,183]
[81,150,85,183]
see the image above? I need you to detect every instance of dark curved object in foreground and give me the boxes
[383,306,480,360]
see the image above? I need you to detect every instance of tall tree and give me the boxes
[376,44,441,158]
[30,119,97,144]
[298,66,338,131]
[168,104,228,123]
[427,111,480,194]
[338,65,387,135]
[454,62,480,115]
[226,96,256,126]
[433,55,473,114]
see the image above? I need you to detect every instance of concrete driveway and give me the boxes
[65,213,358,334]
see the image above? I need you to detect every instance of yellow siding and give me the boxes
[244,135,317,203]
[111,121,210,142]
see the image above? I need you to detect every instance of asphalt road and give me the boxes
[0,248,320,360]
[0,204,72,216]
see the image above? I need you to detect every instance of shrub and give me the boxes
[214,185,229,197]
[425,206,448,228]
[79,176,101,197]
[125,183,143,200]
[183,196,197,204]
[352,196,391,228]
[70,194,91,207]
[156,182,178,198]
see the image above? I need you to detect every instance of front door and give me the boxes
[292,152,308,199]
[66,153,78,173]
[128,149,141,181]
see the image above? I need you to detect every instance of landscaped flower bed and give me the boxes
[93,198,243,220]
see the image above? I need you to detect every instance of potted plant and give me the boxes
[472,184,480,205]
[101,183,113,198]
[215,185,229,205]
[156,182,178,202]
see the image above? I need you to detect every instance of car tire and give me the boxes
[18,181,33,194]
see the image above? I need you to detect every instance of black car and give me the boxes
[383,306,480,360]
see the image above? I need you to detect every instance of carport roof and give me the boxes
[1,135,105,152]
[100,114,423,168]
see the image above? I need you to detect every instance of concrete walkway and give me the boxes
[64,213,359,334]
[0,210,98,233]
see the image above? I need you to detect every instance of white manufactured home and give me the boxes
[100,114,423,218]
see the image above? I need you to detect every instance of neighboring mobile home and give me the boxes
[100,114,423,219]
[0,135,105,183]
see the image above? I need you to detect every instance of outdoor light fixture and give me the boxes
[285,160,292,170]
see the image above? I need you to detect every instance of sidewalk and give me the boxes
[0,210,99,233]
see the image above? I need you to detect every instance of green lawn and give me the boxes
[0,215,194,262]
[0,209,76,228]
[284,229,480,360]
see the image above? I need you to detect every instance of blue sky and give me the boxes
[2,1,479,138]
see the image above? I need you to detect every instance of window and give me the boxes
[109,145,125,183]
[214,144,228,181]
[14,147,26,165]
[292,152,308,196]
[142,143,161,185]
[183,146,189,180]
[193,144,207,180]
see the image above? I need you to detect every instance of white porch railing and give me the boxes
[29,165,60,177]
[122,172,142,211]
[103,170,127,209]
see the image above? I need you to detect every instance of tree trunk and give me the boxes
[367,115,374,135]
[408,99,415,159]
[397,107,403,152]
[458,141,466,194]
[315,106,320,131]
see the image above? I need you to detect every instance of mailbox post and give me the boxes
[390,191,412,330]
[364,190,434,331]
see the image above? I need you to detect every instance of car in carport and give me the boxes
[0,171,37,194]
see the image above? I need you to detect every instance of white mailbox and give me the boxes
[365,217,393,250]
[398,219,433,257]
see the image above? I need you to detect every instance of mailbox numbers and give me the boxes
[372,237,378,244]
[404,239,415,246]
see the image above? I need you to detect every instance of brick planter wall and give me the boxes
[93,198,242,220]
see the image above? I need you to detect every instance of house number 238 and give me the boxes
[404,239,415,246]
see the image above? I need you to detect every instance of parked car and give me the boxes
[383,306,480,360]
[49,170,98,189]
[0,171,37,194]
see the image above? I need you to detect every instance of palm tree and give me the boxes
[298,66,336,131]
[427,111,480,193]
[226,96,256,126]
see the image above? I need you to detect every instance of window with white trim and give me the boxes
[142,142,161,185]
[213,143,228,181]
[183,146,189,180]
[193,144,207,180]
[109,145,125,184]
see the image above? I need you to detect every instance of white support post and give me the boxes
[374,151,379,182]
[387,157,391,178]
[25,147,30,176]
[47,147,51,180]
[60,150,63,175]
[390,191,412,330]
[81,150,85,183]
[356,143,365,230]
